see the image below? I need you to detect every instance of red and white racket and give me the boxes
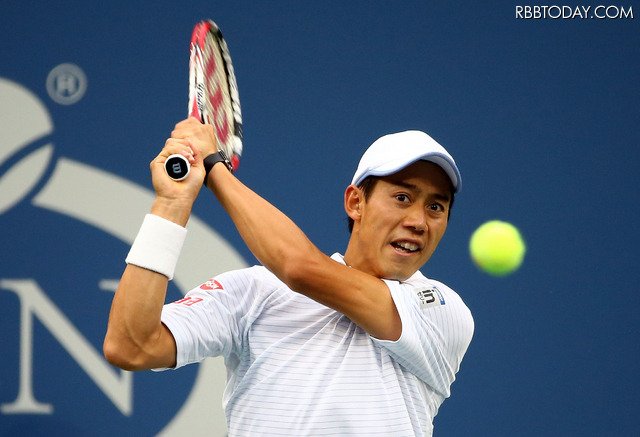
[165,19,243,181]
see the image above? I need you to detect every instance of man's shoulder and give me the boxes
[204,264,289,296]
[217,264,276,279]
[398,271,471,312]
[401,270,453,293]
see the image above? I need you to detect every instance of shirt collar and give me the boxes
[329,252,425,283]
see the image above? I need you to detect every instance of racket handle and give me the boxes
[165,154,191,181]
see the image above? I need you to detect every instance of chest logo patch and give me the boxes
[416,286,446,309]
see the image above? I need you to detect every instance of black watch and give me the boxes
[203,150,233,184]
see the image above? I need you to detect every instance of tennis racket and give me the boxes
[165,19,243,181]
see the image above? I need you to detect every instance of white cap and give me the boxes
[351,130,462,193]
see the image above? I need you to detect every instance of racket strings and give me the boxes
[188,20,243,171]
[202,33,234,158]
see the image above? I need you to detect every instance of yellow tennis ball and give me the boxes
[470,220,526,276]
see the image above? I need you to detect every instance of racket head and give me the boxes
[189,19,243,171]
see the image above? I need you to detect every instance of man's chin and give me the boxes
[387,257,430,281]
[381,267,414,282]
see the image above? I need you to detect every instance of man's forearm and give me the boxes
[206,164,321,285]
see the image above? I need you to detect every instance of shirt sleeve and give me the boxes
[371,278,474,397]
[159,266,263,370]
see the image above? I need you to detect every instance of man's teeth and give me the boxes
[395,242,419,252]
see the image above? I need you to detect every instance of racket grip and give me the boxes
[165,154,191,181]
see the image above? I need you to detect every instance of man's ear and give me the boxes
[344,185,363,222]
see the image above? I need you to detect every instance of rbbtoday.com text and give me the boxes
[516,5,634,19]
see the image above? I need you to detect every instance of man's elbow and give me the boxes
[280,255,319,293]
[103,337,145,371]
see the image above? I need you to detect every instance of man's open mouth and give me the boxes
[392,241,420,253]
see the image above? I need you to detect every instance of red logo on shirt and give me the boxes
[173,297,203,306]
[200,279,223,290]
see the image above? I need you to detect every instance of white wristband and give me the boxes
[125,214,187,280]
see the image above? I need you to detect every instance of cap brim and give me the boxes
[352,152,461,193]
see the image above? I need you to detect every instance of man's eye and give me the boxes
[396,194,410,202]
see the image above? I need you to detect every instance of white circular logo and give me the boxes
[46,63,88,105]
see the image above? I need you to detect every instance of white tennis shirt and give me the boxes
[160,253,474,436]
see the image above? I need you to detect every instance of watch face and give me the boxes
[217,150,233,172]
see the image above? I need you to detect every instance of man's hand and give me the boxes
[149,134,206,227]
[171,117,219,157]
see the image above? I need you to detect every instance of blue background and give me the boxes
[1,1,639,435]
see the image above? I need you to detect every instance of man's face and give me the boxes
[346,161,452,281]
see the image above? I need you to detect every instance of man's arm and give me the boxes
[104,263,177,370]
[173,119,402,341]
[103,136,208,370]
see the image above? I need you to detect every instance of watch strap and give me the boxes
[203,150,233,185]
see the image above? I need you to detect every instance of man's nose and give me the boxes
[404,206,427,231]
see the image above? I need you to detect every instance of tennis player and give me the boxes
[104,118,474,436]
